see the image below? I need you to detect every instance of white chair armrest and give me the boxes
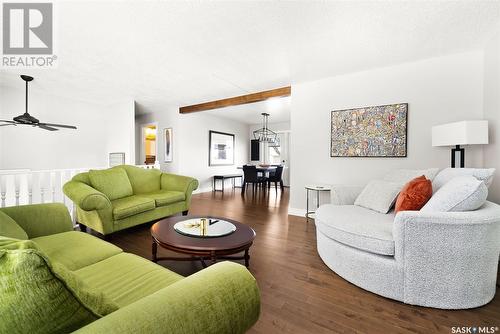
[392,202,500,307]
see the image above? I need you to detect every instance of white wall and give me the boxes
[0,85,135,170]
[290,52,485,212]
[137,108,249,193]
[105,100,136,165]
[483,32,500,203]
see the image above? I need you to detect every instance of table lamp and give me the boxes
[432,120,489,168]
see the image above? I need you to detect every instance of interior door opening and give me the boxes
[141,123,158,165]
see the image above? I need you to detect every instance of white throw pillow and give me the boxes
[421,176,488,212]
[432,168,495,192]
[354,180,402,214]
[383,168,439,184]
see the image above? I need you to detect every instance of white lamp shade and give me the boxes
[432,120,489,147]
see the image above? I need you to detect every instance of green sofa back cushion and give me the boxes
[89,168,133,201]
[0,211,28,239]
[118,165,161,194]
[0,237,98,333]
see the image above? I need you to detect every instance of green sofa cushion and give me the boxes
[139,190,186,207]
[89,168,133,201]
[52,261,119,317]
[74,253,183,307]
[0,210,28,239]
[111,196,156,220]
[119,165,162,194]
[32,231,123,271]
[0,237,97,333]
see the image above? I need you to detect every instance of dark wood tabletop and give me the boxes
[151,215,256,267]
[151,215,255,252]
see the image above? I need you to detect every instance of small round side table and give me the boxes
[305,185,332,223]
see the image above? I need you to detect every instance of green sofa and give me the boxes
[63,165,198,236]
[0,203,260,333]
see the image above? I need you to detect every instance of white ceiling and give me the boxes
[204,96,290,125]
[1,1,499,115]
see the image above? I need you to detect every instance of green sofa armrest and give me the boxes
[161,173,198,193]
[0,203,73,238]
[63,181,111,211]
[74,262,260,334]
[161,173,198,207]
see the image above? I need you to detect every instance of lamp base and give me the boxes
[451,145,465,168]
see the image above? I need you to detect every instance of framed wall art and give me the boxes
[164,128,173,162]
[330,103,408,157]
[209,130,235,166]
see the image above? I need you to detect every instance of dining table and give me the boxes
[237,165,279,179]
[237,165,278,173]
[237,165,279,191]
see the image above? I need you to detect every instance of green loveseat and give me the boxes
[0,203,260,333]
[63,165,198,236]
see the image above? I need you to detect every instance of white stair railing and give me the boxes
[0,164,162,220]
[0,167,104,223]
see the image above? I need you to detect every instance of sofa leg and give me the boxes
[78,223,87,233]
[182,210,189,216]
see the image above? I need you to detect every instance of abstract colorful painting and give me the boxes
[330,103,408,157]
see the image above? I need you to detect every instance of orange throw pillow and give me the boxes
[395,175,432,213]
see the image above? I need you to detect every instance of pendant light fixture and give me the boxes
[253,113,279,146]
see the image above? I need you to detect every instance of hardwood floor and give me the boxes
[109,189,500,334]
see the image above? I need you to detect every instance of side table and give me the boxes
[305,184,332,223]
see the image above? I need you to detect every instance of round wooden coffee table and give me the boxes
[151,215,256,268]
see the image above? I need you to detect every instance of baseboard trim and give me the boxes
[193,187,213,194]
[288,207,306,217]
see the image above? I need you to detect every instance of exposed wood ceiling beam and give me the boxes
[179,86,291,114]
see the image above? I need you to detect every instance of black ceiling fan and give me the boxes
[0,75,77,131]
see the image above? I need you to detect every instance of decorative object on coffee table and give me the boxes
[209,130,235,166]
[331,103,408,157]
[173,217,236,237]
[431,120,489,168]
[151,215,255,267]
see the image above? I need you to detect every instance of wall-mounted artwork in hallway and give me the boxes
[209,130,235,166]
[330,103,408,157]
[164,128,173,162]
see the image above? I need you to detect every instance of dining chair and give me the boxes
[267,166,284,192]
[242,165,267,192]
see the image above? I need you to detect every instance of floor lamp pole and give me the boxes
[451,145,465,168]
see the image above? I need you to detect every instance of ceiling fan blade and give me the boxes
[0,123,16,127]
[39,122,77,129]
[0,120,17,124]
[37,124,59,131]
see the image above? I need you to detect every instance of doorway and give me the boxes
[141,123,158,165]
[266,132,290,186]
